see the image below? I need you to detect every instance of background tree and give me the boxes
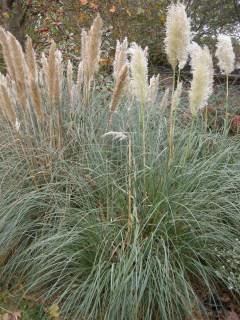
[1,0,240,67]
[0,0,30,46]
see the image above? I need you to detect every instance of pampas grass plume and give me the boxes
[8,33,28,111]
[109,64,128,124]
[216,34,235,75]
[0,80,16,126]
[148,74,160,104]
[29,78,44,121]
[189,43,214,116]
[0,28,16,80]
[129,43,148,105]
[25,36,38,81]
[86,14,103,80]
[164,2,191,70]
[113,38,128,79]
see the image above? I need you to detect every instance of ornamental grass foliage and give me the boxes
[0,3,240,320]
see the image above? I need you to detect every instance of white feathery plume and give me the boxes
[113,38,129,80]
[215,34,235,75]
[148,74,160,104]
[129,43,148,105]
[164,2,191,70]
[189,42,214,116]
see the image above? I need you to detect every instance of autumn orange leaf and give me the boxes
[79,0,88,5]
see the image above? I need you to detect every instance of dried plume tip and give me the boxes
[7,31,29,111]
[25,37,44,121]
[164,2,191,70]
[110,64,129,115]
[189,42,214,116]
[47,41,63,107]
[25,36,38,81]
[113,37,129,80]
[215,34,235,76]
[82,14,103,82]
[0,28,16,79]
[129,43,148,105]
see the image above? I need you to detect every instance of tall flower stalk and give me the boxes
[215,34,235,130]
[164,2,191,163]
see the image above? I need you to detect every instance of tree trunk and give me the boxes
[0,0,28,46]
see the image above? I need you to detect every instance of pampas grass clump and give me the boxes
[0,15,103,166]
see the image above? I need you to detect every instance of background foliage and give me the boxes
[1,0,240,67]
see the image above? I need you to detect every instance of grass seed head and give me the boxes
[85,14,103,81]
[110,64,129,115]
[189,43,214,116]
[216,34,235,76]
[113,38,129,80]
[0,80,16,126]
[129,43,148,105]
[25,36,38,81]
[164,2,191,70]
